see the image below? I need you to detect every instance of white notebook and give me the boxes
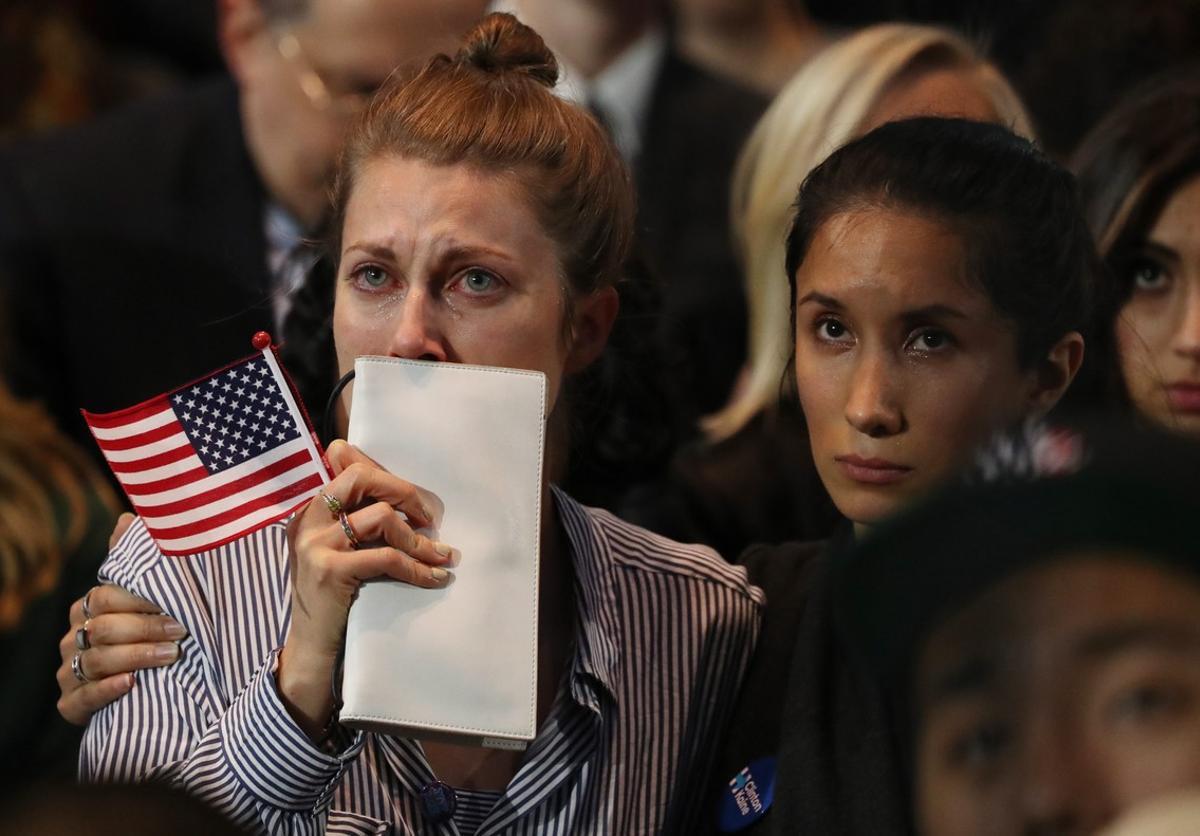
[339,357,546,748]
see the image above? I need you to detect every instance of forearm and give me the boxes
[80,648,363,836]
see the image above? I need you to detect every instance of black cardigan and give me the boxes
[692,537,912,835]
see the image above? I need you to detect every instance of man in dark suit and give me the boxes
[500,0,768,431]
[0,0,487,455]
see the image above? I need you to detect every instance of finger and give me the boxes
[57,673,135,726]
[343,545,453,589]
[83,612,188,647]
[108,512,136,549]
[64,643,181,683]
[344,502,456,566]
[320,459,437,530]
[70,584,162,627]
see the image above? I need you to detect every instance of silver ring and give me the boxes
[81,586,97,620]
[338,511,361,549]
[75,620,92,651]
[71,651,91,683]
[319,491,343,520]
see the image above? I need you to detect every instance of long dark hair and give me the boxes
[1071,70,1200,410]
[785,116,1103,413]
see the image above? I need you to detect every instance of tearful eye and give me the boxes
[461,269,498,294]
[355,265,388,288]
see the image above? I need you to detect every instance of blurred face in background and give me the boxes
[792,207,1044,527]
[1115,175,1200,436]
[915,555,1200,836]
[221,0,488,226]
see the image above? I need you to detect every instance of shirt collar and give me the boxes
[551,486,624,711]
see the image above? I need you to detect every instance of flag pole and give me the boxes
[253,331,332,485]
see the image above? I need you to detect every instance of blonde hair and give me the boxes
[704,23,1035,441]
[0,388,118,630]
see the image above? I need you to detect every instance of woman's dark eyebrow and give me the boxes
[796,291,843,310]
[900,304,969,324]
[1131,240,1180,263]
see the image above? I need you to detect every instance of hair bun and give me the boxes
[457,12,559,88]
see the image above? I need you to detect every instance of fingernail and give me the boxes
[433,541,452,558]
[430,567,450,583]
[164,620,188,639]
[421,504,434,522]
[155,643,180,662]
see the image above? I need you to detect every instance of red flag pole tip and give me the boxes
[251,331,273,350]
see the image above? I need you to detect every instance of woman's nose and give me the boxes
[387,290,447,362]
[1172,283,1200,363]
[844,352,904,438]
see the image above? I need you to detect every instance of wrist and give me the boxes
[277,642,340,741]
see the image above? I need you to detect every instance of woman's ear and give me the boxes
[217,0,268,84]
[565,285,620,374]
[1028,331,1086,417]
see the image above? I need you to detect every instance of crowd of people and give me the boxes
[0,2,1198,834]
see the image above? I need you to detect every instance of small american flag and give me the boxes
[83,341,330,555]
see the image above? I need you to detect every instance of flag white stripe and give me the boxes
[102,432,190,463]
[151,500,308,554]
[123,439,313,501]
[259,348,329,488]
[118,454,206,487]
[139,462,319,529]
[89,406,176,440]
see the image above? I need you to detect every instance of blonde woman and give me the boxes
[626,23,1035,557]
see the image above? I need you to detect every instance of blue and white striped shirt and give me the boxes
[81,488,763,835]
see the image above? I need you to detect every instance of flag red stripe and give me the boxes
[83,396,171,429]
[122,466,209,497]
[144,474,324,540]
[135,451,317,516]
[94,418,185,452]
[108,443,195,474]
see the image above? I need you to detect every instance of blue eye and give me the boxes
[460,269,499,294]
[353,265,388,289]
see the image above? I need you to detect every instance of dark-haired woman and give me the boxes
[1072,72,1200,438]
[702,117,1094,835]
[73,15,761,834]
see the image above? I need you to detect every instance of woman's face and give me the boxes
[1116,175,1200,435]
[793,208,1041,526]
[333,155,614,415]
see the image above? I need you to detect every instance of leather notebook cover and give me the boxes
[339,357,545,748]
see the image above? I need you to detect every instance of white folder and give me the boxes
[338,357,546,748]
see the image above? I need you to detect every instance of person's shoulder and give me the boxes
[564,492,765,605]
[736,539,829,600]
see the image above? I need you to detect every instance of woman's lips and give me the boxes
[1167,383,1200,414]
[835,455,913,485]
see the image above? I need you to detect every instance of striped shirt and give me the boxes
[81,487,763,835]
